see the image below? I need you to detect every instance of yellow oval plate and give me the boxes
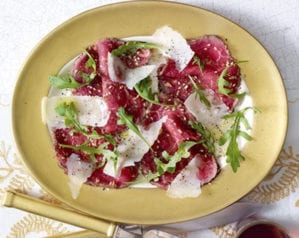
[12,1,288,225]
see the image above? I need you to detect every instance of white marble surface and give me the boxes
[1,1,299,237]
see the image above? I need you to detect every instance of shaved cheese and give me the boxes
[104,116,167,177]
[123,26,194,71]
[167,158,201,198]
[184,90,229,127]
[42,95,110,128]
[107,52,156,89]
[126,65,156,89]
[153,26,194,71]
[148,52,167,93]
[66,154,93,199]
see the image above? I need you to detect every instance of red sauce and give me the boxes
[239,223,289,238]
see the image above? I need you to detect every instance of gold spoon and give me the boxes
[1,190,133,237]
[1,190,182,238]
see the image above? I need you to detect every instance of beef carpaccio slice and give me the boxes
[51,33,240,192]
[159,35,241,109]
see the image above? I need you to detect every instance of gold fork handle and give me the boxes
[44,230,105,238]
[1,190,116,237]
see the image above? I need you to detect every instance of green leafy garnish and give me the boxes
[219,107,258,172]
[217,66,246,99]
[189,121,215,154]
[49,72,95,90]
[49,74,83,89]
[217,60,249,99]
[55,101,116,145]
[217,66,230,96]
[88,130,117,146]
[134,77,165,106]
[111,41,160,56]
[230,92,247,99]
[56,101,118,165]
[55,101,87,133]
[145,141,197,181]
[117,107,151,147]
[80,50,97,81]
[192,55,205,72]
[49,50,97,89]
[188,75,211,108]
[84,50,97,77]
[60,142,117,164]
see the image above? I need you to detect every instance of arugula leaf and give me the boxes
[55,101,88,133]
[192,55,205,72]
[82,50,97,80]
[99,134,117,146]
[217,60,250,98]
[219,107,258,172]
[84,50,96,73]
[217,66,230,96]
[147,141,198,181]
[88,130,117,146]
[56,101,118,166]
[60,142,117,164]
[111,41,160,56]
[49,72,95,89]
[134,77,165,106]
[49,74,83,89]
[188,75,211,108]
[55,101,116,145]
[49,50,97,89]
[230,92,247,99]
[189,120,215,154]
[117,107,151,147]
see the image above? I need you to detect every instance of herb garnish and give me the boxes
[55,101,87,133]
[49,74,83,89]
[84,50,97,78]
[60,142,117,165]
[217,61,249,99]
[192,55,205,72]
[55,101,117,165]
[189,121,215,154]
[111,41,160,56]
[134,77,165,106]
[217,66,230,96]
[55,101,116,144]
[219,107,258,172]
[49,50,97,89]
[117,107,151,147]
[188,75,211,108]
[145,141,197,181]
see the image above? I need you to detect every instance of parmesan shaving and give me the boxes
[66,154,93,199]
[153,26,194,71]
[184,90,229,127]
[43,95,110,128]
[123,25,194,71]
[103,116,167,177]
[167,158,201,198]
[107,52,156,89]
